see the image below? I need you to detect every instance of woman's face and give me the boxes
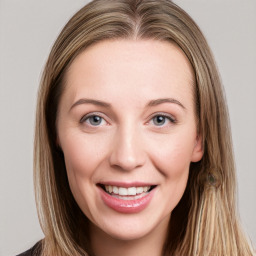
[57,39,203,241]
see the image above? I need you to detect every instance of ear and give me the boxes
[191,135,203,162]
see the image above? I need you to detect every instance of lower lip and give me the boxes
[99,187,156,214]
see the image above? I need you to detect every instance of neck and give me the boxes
[89,216,170,256]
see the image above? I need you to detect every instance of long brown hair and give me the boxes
[34,0,254,255]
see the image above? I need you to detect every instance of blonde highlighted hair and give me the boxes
[34,0,254,255]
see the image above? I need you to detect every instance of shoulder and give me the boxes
[16,241,42,256]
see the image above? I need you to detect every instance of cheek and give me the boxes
[156,142,191,191]
[147,134,195,210]
[149,134,195,177]
[60,134,109,212]
[62,133,108,178]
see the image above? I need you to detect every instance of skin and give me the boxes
[57,39,203,256]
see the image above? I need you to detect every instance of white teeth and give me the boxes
[143,186,149,192]
[104,185,151,196]
[136,187,144,194]
[119,187,128,196]
[113,186,118,194]
[127,187,136,196]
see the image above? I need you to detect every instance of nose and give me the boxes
[109,125,146,171]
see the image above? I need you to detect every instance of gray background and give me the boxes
[0,0,255,255]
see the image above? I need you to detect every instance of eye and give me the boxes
[80,114,107,127]
[150,114,175,127]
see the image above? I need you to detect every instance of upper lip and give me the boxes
[97,181,157,188]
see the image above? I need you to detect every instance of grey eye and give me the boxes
[152,115,167,126]
[86,115,103,126]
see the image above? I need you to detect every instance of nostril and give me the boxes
[109,155,145,172]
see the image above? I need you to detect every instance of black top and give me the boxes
[16,242,41,256]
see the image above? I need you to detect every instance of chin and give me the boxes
[89,209,171,242]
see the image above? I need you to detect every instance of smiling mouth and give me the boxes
[97,183,157,213]
[98,184,157,200]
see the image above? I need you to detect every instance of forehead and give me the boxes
[62,39,195,109]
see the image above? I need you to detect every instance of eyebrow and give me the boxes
[147,98,186,110]
[70,97,185,111]
[70,98,111,111]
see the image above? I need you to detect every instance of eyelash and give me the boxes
[80,113,107,127]
[148,113,176,127]
[80,112,176,128]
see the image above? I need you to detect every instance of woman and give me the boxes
[18,0,255,255]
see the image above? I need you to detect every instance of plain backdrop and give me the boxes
[0,0,255,255]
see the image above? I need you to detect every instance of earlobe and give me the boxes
[191,135,204,162]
